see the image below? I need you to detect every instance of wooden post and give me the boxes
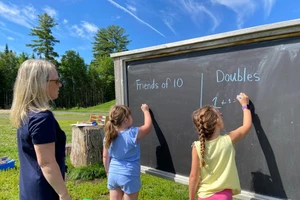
[70,126,104,167]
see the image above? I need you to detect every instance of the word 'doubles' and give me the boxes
[216,67,260,83]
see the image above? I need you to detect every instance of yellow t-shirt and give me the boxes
[194,135,241,198]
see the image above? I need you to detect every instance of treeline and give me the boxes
[0,13,130,109]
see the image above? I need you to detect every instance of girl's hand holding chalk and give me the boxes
[236,92,249,106]
[141,104,149,111]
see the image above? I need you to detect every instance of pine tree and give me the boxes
[92,25,130,58]
[90,25,130,103]
[26,13,60,62]
[4,44,9,54]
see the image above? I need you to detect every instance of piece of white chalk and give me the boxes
[237,95,242,99]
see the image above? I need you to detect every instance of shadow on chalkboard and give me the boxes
[250,102,288,199]
[150,110,176,174]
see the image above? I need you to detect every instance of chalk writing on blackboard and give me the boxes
[216,67,260,83]
[212,96,238,109]
[200,67,261,108]
[136,78,184,90]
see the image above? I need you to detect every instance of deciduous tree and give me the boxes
[58,50,88,108]
[0,45,18,108]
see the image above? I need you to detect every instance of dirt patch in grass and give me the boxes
[0,110,10,114]
[66,176,104,185]
[74,179,104,184]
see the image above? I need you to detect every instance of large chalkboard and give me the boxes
[126,36,300,199]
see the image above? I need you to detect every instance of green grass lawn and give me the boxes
[0,101,190,200]
[55,100,116,113]
[0,101,239,200]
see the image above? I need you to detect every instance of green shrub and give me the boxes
[67,163,107,181]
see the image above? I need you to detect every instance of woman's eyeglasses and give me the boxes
[48,78,61,85]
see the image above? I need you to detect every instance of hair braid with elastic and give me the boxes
[192,105,218,167]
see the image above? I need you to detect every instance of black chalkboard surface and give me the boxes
[126,36,300,199]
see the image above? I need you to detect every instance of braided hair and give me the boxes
[192,105,218,167]
[104,105,131,148]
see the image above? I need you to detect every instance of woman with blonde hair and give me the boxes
[10,59,71,200]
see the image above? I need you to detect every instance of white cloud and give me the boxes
[160,10,177,35]
[0,2,37,28]
[71,24,85,38]
[0,26,25,37]
[210,0,275,28]
[210,0,255,28]
[262,0,275,18]
[7,36,14,40]
[81,21,98,34]
[22,5,37,21]
[126,0,138,14]
[63,19,68,24]
[43,6,58,18]
[70,21,98,39]
[201,6,220,31]
[176,0,220,31]
[107,0,165,37]
[126,4,137,14]
[0,45,4,51]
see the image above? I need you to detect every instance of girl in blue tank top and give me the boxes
[103,104,152,200]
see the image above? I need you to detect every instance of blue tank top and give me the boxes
[107,127,140,176]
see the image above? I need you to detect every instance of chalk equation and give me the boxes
[136,78,184,90]
[212,96,238,109]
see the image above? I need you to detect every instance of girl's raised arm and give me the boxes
[229,93,252,145]
[137,104,152,140]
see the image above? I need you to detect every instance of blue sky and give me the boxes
[0,0,299,64]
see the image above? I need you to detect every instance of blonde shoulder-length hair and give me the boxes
[10,59,56,128]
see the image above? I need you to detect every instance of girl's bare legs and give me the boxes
[110,187,124,200]
[124,192,139,200]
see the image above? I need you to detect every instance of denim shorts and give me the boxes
[107,173,141,194]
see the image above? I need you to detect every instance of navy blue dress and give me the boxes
[17,110,66,200]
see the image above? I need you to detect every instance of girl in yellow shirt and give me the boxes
[189,92,252,200]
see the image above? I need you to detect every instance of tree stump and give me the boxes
[70,126,104,167]
[65,143,72,156]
